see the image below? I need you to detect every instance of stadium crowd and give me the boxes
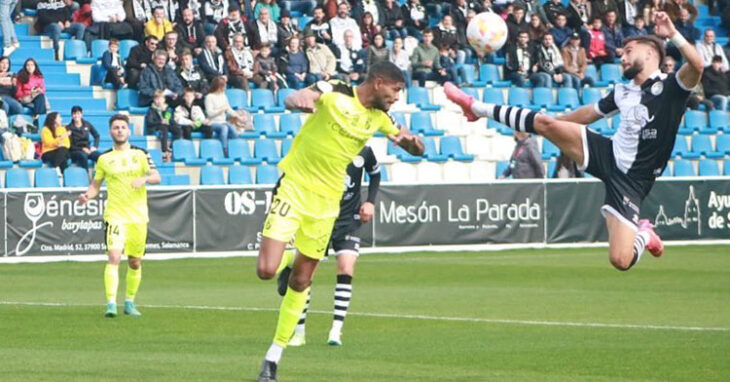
[0,0,728,171]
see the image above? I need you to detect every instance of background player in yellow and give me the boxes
[78,114,160,318]
[256,62,424,382]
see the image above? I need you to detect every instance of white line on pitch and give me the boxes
[1,301,728,333]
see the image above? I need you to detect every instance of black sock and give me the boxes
[491,105,538,134]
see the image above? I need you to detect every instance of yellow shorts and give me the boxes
[105,221,148,257]
[262,176,340,260]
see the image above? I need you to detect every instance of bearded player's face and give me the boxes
[621,41,652,80]
[373,79,403,112]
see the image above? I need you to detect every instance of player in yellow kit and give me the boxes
[256,62,424,382]
[79,114,160,318]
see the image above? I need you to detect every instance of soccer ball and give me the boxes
[466,12,508,55]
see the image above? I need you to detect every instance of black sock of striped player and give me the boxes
[472,103,538,133]
[629,231,651,269]
[331,274,353,334]
[293,289,311,335]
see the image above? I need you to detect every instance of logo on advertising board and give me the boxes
[224,190,272,215]
[654,185,730,235]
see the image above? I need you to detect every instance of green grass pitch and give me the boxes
[0,246,728,381]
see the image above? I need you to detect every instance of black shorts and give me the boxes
[329,221,361,256]
[580,128,654,229]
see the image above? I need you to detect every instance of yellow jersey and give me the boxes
[279,80,400,200]
[94,145,155,224]
[41,126,70,154]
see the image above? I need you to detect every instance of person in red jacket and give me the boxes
[14,58,49,125]
[587,17,613,67]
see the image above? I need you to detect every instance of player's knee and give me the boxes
[128,258,141,269]
[534,114,557,135]
[256,265,276,280]
[288,274,311,292]
[609,251,633,271]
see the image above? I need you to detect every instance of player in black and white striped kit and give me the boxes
[280,145,381,346]
[446,12,704,270]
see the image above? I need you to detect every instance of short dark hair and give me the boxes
[71,105,82,114]
[313,5,325,13]
[228,5,239,13]
[109,114,129,128]
[712,55,723,63]
[623,35,666,66]
[423,29,434,36]
[366,61,405,84]
[144,35,158,43]
[183,87,195,94]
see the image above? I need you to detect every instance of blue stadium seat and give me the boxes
[147,148,174,168]
[673,159,696,176]
[461,66,476,86]
[90,64,106,86]
[279,113,302,136]
[672,137,697,158]
[226,89,248,110]
[119,40,139,61]
[249,89,285,113]
[496,160,510,178]
[0,150,13,168]
[660,164,671,177]
[684,110,707,132]
[698,159,720,176]
[172,140,206,165]
[582,87,602,105]
[716,134,730,155]
[390,111,408,128]
[547,160,556,177]
[276,88,296,107]
[117,88,147,114]
[251,114,286,138]
[705,110,727,134]
[64,167,90,187]
[586,65,608,87]
[476,64,511,87]
[90,39,110,60]
[228,164,253,184]
[422,137,448,162]
[34,168,59,187]
[462,87,480,101]
[410,112,444,136]
[407,87,441,111]
[558,88,580,109]
[483,87,505,104]
[256,164,280,184]
[281,138,293,157]
[161,174,190,185]
[18,158,43,168]
[200,165,226,185]
[508,88,538,110]
[600,64,622,84]
[692,134,723,159]
[588,118,609,134]
[298,16,313,30]
[200,139,235,165]
[440,136,474,161]
[228,139,262,165]
[725,159,730,175]
[5,168,31,188]
[542,139,560,159]
[387,140,421,162]
[254,139,281,163]
[532,87,564,111]
[63,40,87,61]
[488,118,513,136]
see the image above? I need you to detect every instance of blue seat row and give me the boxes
[387,136,473,162]
[199,164,280,185]
[4,167,89,188]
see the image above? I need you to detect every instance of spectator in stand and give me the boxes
[144,89,180,161]
[178,49,209,105]
[434,14,470,65]
[204,76,239,155]
[147,0,177,22]
[696,29,729,70]
[176,7,205,56]
[254,0,280,23]
[504,31,535,87]
[591,0,618,21]
[277,10,299,51]
[125,35,157,89]
[642,0,662,30]
[0,57,22,116]
[179,0,204,21]
[390,36,411,87]
[89,0,134,40]
[668,8,699,60]
[144,6,173,39]
[40,112,71,171]
[353,0,384,25]
[280,36,308,88]
[124,0,151,42]
[450,0,469,31]
[138,49,183,106]
[550,14,573,47]
[561,32,595,88]
[336,29,367,84]
[506,5,529,42]
[304,29,337,84]
[623,15,648,38]
[617,0,640,27]
[305,6,335,50]
[254,7,278,50]
[403,0,427,39]
[701,56,730,111]
[360,12,381,50]
[367,33,390,68]
[215,6,256,52]
[567,0,592,30]
[661,54,712,111]
[282,0,316,19]
[37,0,86,60]
[330,3,362,51]
[664,0,697,23]
[542,0,569,26]
[528,13,548,42]
[500,132,544,179]
[410,29,441,87]
[437,44,458,84]
[382,0,406,40]
[73,3,93,28]
[199,35,229,82]
[253,43,284,90]
[203,0,228,35]
[534,33,575,88]
[174,87,209,140]
[102,38,127,88]
[0,0,20,57]
[225,33,254,91]
[160,31,182,70]
[587,17,612,67]
[67,105,101,171]
[15,58,48,125]
[602,10,624,58]
[553,151,583,178]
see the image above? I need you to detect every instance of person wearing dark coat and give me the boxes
[501,132,545,179]
[177,49,209,106]
[276,10,299,50]
[198,35,230,81]
[137,49,183,106]
[542,0,570,25]
[67,105,101,171]
[102,38,127,88]
[382,0,406,40]
[36,0,86,57]
[125,35,158,89]
[175,7,205,56]
[214,6,259,51]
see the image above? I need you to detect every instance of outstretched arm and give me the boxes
[284,87,321,113]
[654,12,704,88]
[388,127,425,156]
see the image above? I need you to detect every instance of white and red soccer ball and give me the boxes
[466,12,508,55]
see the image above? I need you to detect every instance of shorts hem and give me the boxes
[578,125,590,171]
[334,249,360,257]
[600,205,639,232]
